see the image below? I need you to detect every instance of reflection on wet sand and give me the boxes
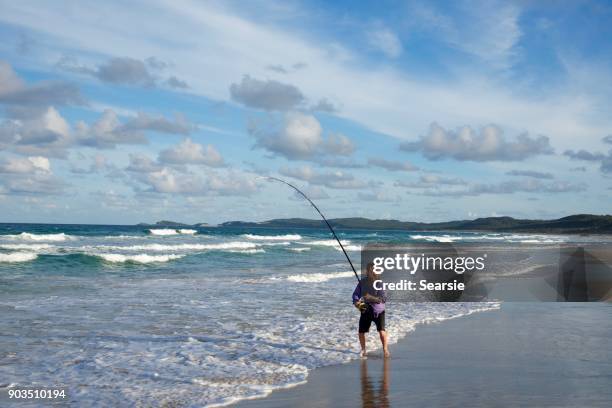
[360,358,389,408]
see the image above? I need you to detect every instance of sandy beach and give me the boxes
[235,302,612,407]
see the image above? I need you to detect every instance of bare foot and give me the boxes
[360,350,367,358]
[383,349,390,358]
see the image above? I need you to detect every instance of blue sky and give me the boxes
[0,0,611,224]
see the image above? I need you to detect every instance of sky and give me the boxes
[0,0,611,225]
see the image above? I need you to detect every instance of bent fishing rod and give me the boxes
[263,176,360,283]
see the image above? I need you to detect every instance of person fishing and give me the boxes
[353,262,389,358]
[263,177,389,356]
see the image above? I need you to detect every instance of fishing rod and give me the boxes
[263,176,360,283]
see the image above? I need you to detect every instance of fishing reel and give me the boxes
[355,299,367,313]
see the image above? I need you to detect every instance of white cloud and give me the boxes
[0,1,608,153]
[408,0,521,69]
[366,27,402,58]
[0,106,73,157]
[75,109,146,148]
[230,75,304,111]
[401,122,553,161]
[279,165,369,189]
[368,158,418,172]
[0,60,82,106]
[0,156,50,174]
[158,138,224,167]
[250,113,355,160]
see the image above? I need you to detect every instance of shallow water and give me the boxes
[0,224,609,406]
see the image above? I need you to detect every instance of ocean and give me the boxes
[1,224,609,407]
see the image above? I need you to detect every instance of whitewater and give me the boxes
[1,223,609,406]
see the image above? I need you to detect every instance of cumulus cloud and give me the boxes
[602,156,612,174]
[165,76,189,89]
[230,75,304,111]
[0,154,66,195]
[4,174,66,195]
[158,138,224,167]
[75,110,147,148]
[564,148,612,174]
[70,154,112,174]
[395,174,467,188]
[279,165,369,189]
[249,112,355,160]
[0,61,82,106]
[368,158,418,172]
[603,135,612,145]
[126,154,162,173]
[57,56,189,89]
[310,98,339,113]
[563,149,606,161]
[415,179,586,197]
[0,106,73,157]
[400,122,553,161]
[122,112,197,135]
[0,156,50,174]
[97,57,155,85]
[133,164,257,196]
[366,27,403,58]
[324,133,355,156]
[292,186,329,200]
[124,152,254,196]
[506,169,554,179]
[357,191,402,202]
[74,110,196,149]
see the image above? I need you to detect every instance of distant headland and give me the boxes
[139,214,612,234]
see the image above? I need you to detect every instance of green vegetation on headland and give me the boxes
[219,214,612,234]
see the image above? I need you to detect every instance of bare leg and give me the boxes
[359,332,366,357]
[379,330,390,357]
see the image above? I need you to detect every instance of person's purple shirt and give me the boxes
[352,278,387,317]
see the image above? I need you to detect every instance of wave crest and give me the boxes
[286,271,355,283]
[242,234,301,241]
[3,232,73,242]
[0,252,38,263]
[96,253,184,263]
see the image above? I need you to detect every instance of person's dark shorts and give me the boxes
[359,306,385,333]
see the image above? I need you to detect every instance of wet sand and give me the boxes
[234,302,612,407]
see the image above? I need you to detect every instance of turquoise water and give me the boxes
[0,224,608,406]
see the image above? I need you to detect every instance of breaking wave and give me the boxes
[306,239,361,251]
[0,244,53,251]
[0,252,38,263]
[3,232,73,242]
[242,234,302,241]
[87,241,260,252]
[410,234,461,243]
[148,229,197,236]
[286,271,355,283]
[95,253,185,263]
[288,247,311,252]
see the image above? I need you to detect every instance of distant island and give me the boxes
[139,214,612,234]
[137,220,193,227]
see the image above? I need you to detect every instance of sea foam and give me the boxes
[88,241,260,252]
[96,253,184,263]
[242,234,302,241]
[0,252,38,262]
[4,232,73,242]
[286,271,355,282]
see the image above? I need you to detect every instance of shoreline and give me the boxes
[233,302,612,408]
